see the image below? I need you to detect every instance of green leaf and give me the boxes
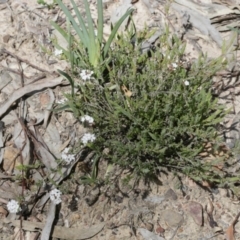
[52,104,70,112]
[55,0,88,47]
[103,8,134,58]
[83,0,97,66]
[50,21,69,43]
[148,132,157,140]
[70,0,89,48]
[57,70,75,97]
[203,109,222,124]
[97,0,104,46]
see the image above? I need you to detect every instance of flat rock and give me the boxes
[164,188,178,200]
[185,201,203,226]
[161,210,184,228]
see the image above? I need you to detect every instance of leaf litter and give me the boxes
[0,0,240,239]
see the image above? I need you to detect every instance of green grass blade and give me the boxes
[50,21,70,58]
[83,0,97,66]
[66,19,76,73]
[58,69,75,97]
[50,21,69,42]
[55,0,88,47]
[103,8,133,58]
[97,0,103,44]
[70,0,89,46]
[53,104,70,112]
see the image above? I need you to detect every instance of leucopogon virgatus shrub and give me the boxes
[53,0,239,187]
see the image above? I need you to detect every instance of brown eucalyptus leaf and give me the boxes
[226,212,240,240]
[0,76,63,118]
[226,224,235,240]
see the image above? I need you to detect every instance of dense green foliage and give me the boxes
[61,29,228,181]
[53,0,237,185]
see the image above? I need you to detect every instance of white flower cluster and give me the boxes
[81,133,96,145]
[54,48,63,56]
[49,189,62,205]
[61,148,75,164]
[80,70,94,81]
[7,200,21,213]
[171,62,178,69]
[80,115,94,124]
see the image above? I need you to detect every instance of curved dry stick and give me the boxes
[0,76,63,119]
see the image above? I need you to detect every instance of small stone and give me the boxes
[155,224,165,234]
[114,195,123,204]
[161,210,184,228]
[213,226,223,233]
[165,188,178,200]
[210,188,219,194]
[145,195,165,204]
[144,222,154,232]
[138,228,165,240]
[185,201,203,226]
[85,187,100,206]
[3,34,10,43]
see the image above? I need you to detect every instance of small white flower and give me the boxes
[54,48,63,56]
[61,148,75,164]
[80,70,94,81]
[184,80,190,86]
[171,62,178,69]
[7,200,21,213]
[49,189,62,204]
[80,115,94,124]
[81,133,96,145]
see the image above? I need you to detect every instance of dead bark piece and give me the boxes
[5,219,105,240]
[18,118,58,171]
[41,202,56,240]
[172,1,223,46]
[0,76,63,119]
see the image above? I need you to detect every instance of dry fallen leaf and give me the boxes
[226,225,234,240]
[121,85,133,97]
[226,212,240,240]
[2,146,21,173]
[0,206,8,218]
